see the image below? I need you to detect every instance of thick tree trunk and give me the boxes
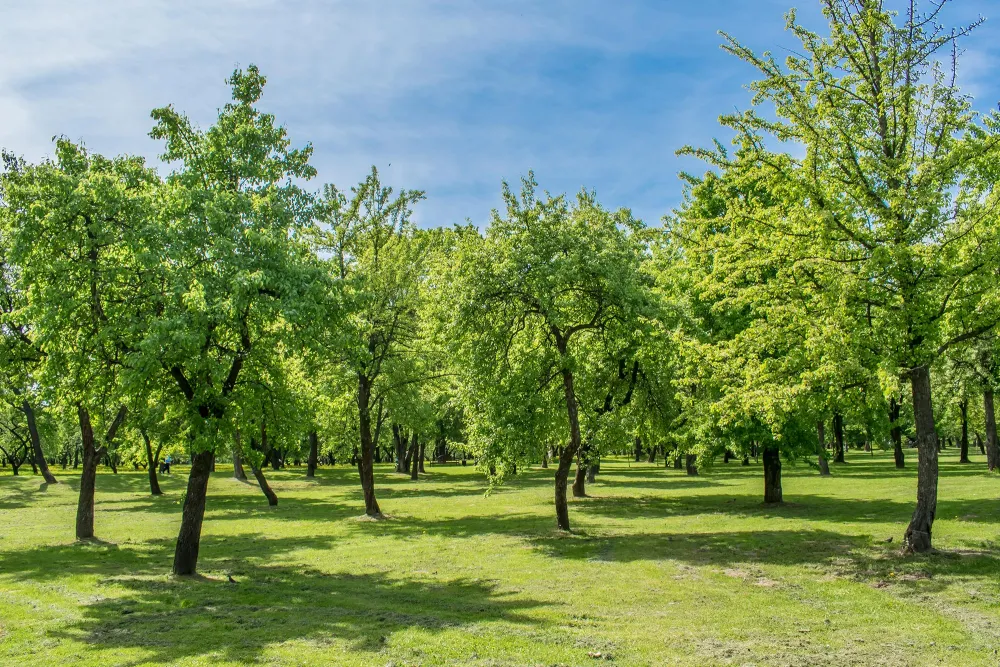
[572,455,588,498]
[233,447,248,482]
[833,413,845,463]
[890,397,905,468]
[141,428,162,496]
[763,445,782,503]
[816,420,831,477]
[172,450,214,576]
[634,436,642,462]
[674,453,683,469]
[903,366,938,553]
[555,366,581,531]
[959,399,971,463]
[75,405,126,539]
[23,400,57,484]
[307,431,318,478]
[647,445,656,464]
[587,462,598,483]
[985,390,999,472]
[356,374,381,517]
[685,453,698,476]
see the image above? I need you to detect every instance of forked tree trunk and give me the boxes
[75,405,126,540]
[141,428,163,496]
[985,389,999,472]
[172,450,214,575]
[903,366,938,553]
[356,374,381,517]
[833,413,846,463]
[23,401,57,484]
[307,431,318,478]
[816,420,831,476]
[685,454,698,476]
[763,445,782,503]
[889,397,905,468]
[555,365,582,531]
[959,399,971,463]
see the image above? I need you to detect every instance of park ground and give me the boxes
[0,451,998,666]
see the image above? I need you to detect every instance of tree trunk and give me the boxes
[23,400,57,484]
[410,434,419,480]
[233,446,248,482]
[586,462,597,484]
[307,431,318,478]
[685,453,698,476]
[903,365,938,553]
[959,399,971,463]
[572,456,587,497]
[75,405,126,539]
[393,424,405,473]
[356,374,382,517]
[634,436,642,462]
[833,412,845,463]
[890,397,905,468]
[418,440,425,473]
[251,462,278,506]
[172,450,214,576]
[674,453,683,469]
[555,366,582,531]
[984,390,999,472]
[141,428,162,496]
[816,420,831,476]
[763,445,782,503]
[647,445,656,464]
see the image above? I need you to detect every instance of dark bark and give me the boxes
[251,462,278,506]
[763,445,782,503]
[172,450,214,575]
[634,436,642,462]
[889,397,905,468]
[833,413,846,463]
[959,399,971,463]
[23,400,57,484]
[141,427,163,496]
[647,445,656,464]
[232,447,248,482]
[903,365,938,553]
[816,421,831,476]
[554,365,581,531]
[75,405,126,540]
[984,390,999,472]
[307,431,318,478]
[356,374,381,517]
[587,459,598,484]
[418,441,425,473]
[685,453,698,476]
[410,434,419,480]
[393,424,406,473]
[674,453,683,469]
[572,455,587,498]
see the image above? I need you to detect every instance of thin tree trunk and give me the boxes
[233,446,248,482]
[357,374,381,517]
[410,434,419,480]
[959,399,971,463]
[555,365,581,531]
[23,400,57,484]
[817,420,831,476]
[890,397,905,468]
[251,462,278,506]
[172,450,214,575]
[984,389,999,472]
[763,445,782,503]
[418,440,425,473]
[903,365,938,553]
[141,427,162,496]
[307,431,318,478]
[833,412,846,463]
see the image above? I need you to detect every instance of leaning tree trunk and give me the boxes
[903,365,939,553]
[816,420,831,477]
[763,445,782,503]
[685,454,698,476]
[959,399,971,463]
[141,428,163,496]
[172,450,215,575]
[985,389,1000,472]
[306,431,318,478]
[23,400,57,484]
[251,463,278,506]
[356,374,382,517]
[555,365,582,531]
[889,397,905,468]
[833,412,846,463]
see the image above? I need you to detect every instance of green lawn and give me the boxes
[1,451,997,666]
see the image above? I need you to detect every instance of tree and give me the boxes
[450,175,650,530]
[143,65,327,574]
[714,0,1000,551]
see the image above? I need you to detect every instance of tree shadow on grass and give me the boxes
[1,534,548,666]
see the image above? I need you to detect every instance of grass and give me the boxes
[1,450,998,666]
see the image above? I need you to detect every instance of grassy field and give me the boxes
[0,450,997,666]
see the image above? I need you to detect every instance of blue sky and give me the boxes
[2,0,997,227]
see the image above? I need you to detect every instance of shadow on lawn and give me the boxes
[0,535,547,666]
